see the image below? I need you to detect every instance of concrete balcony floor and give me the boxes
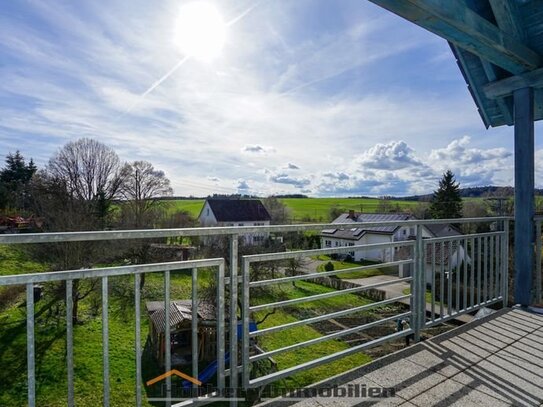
[258,308,543,407]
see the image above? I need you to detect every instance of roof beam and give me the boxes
[368,0,542,74]
[480,59,513,123]
[488,0,525,41]
[483,66,543,99]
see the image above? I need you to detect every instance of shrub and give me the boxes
[324,261,334,272]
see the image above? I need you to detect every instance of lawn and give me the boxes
[0,244,49,275]
[0,250,209,407]
[402,287,442,306]
[314,256,397,279]
[0,246,377,405]
[253,280,374,389]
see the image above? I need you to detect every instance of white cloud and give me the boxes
[357,141,423,170]
[269,172,311,189]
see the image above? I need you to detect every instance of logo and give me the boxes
[146,369,202,387]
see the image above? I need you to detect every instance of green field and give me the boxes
[278,198,417,221]
[166,199,205,217]
[167,197,419,222]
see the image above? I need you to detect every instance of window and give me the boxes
[254,222,264,226]
[253,235,264,243]
[348,242,355,257]
[325,240,332,248]
[206,209,210,216]
[238,223,244,226]
[403,229,407,235]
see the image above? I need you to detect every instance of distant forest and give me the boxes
[157,186,535,202]
[401,186,543,201]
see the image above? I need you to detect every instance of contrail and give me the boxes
[121,1,263,117]
[226,1,262,27]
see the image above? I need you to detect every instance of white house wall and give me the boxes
[198,203,270,246]
[423,245,471,285]
[199,202,218,227]
[321,234,393,262]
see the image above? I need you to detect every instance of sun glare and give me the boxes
[174,2,226,62]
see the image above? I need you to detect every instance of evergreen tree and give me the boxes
[429,170,463,219]
[0,151,37,210]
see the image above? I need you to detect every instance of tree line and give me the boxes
[0,138,181,231]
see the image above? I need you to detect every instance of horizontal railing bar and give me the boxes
[425,231,504,243]
[250,277,412,312]
[250,259,413,287]
[424,297,502,328]
[244,241,415,263]
[250,311,412,362]
[247,329,413,388]
[251,294,412,337]
[0,258,223,286]
[0,217,509,244]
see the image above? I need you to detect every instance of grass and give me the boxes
[278,198,418,221]
[163,197,419,222]
[0,244,49,275]
[315,256,397,279]
[0,245,377,405]
[254,280,373,389]
[0,253,210,407]
[166,199,205,217]
[402,287,442,306]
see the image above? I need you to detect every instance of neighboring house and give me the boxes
[198,198,271,245]
[320,212,470,280]
[320,212,418,262]
[422,240,469,284]
[395,223,471,284]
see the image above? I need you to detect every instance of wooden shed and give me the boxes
[146,300,217,366]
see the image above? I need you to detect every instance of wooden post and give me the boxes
[514,87,534,306]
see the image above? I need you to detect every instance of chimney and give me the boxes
[348,210,355,219]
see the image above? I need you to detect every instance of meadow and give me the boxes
[0,245,377,406]
[167,197,420,222]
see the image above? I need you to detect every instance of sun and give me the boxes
[174,2,226,62]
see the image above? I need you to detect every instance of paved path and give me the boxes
[301,258,473,324]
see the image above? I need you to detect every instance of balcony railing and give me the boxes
[0,217,514,407]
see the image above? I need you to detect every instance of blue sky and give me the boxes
[0,0,538,196]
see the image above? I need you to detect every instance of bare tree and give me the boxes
[262,196,291,224]
[119,160,173,228]
[47,138,123,202]
[118,161,173,289]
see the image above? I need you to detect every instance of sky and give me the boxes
[1,0,541,197]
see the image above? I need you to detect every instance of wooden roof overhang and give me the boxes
[368,0,543,128]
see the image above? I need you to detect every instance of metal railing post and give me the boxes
[536,219,542,303]
[241,258,251,388]
[502,219,510,307]
[229,234,239,406]
[66,280,74,407]
[134,274,142,407]
[191,268,198,395]
[26,283,36,407]
[413,225,424,342]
